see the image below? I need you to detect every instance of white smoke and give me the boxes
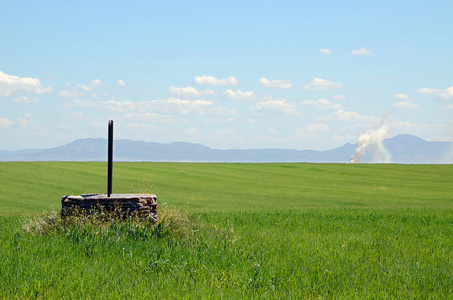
[350,123,392,163]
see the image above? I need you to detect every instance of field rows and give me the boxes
[0,162,452,298]
[0,162,452,215]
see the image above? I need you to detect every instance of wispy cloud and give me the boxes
[331,94,346,100]
[17,117,30,127]
[99,100,136,112]
[301,99,342,110]
[259,77,292,89]
[0,117,15,128]
[350,48,371,55]
[62,97,236,116]
[203,118,235,124]
[10,96,39,103]
[0,71,51,97]
[305,123,330,132]
[169,86,215,97]
[417,87,453,99]
[77,79,101,91]
[223,89,254,100]
[392,94,419,108]
[303,78,343,91]
[117,79,126,86]
[122,112,174,124]
[320,48,331,55]
[393,93,409,100]
[194,75,238,86]
[417,88,441,95]
[335,109,361,121]
[253,97,301,115]
[268,127,279,134]
[393,101,419,109]
[57,90,79,98]
[315,109,377,125]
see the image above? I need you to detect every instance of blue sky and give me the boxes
[1,1,452,151]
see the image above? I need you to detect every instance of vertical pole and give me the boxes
[107,120,113,197]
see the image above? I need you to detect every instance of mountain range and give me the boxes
[0,134,452,163]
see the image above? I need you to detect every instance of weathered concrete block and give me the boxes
[61,194,158,221]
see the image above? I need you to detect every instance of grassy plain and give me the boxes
[1,162,452,214]
[0,162,452,298]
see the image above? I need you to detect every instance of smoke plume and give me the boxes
[350,123,391,163]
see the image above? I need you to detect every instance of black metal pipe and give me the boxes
[107,120,113,197]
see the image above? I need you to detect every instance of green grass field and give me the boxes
[1,162,452,298]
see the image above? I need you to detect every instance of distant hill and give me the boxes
[0,134,452,163]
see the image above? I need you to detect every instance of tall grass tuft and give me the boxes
[22,203,197,242]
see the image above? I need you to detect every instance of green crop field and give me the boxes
[1,162,452,298]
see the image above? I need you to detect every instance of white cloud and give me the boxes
[100,100,136,112]
[259,77,292,89]
[393,101,419,109]
[0,71,51,97]
[123,112,174,124]
[10,96,39,103]
[62,99,96,109]
[13,117,46,133]
[203,118,234,124]
[77,79,102,91]
[442,104,453,110]
[438,88,453,99]
[0,117,14,128]
[329,110,378,124]
[123,112,158,119]
[71,112,84,118]
[124,123,162,132]
[246,118,255,124]
[416,88,441,95]
[331,94,346,101]
[223,89,255,100]
[59,124,73,130]
[62,97,236,116]
[441,104,453,111]
[140,98,236,116]
[393,93,409,100]
[160,98,213,115]
[336,109,361,121]
[305,123,330,132]
[169,86,215,97]
[182,127,200,136]
[117,79,126,86]
[350,48,371,55]
[294,123,330,139]
[212,129,242,142]
[17,118,29,127]
[417,87,453,99]
[303,78,343,91]
[268,127,279,134]
[301,99,342,110]
[253,98,301,115]
[320,48,331,55]
[57,90,79,98]
[194,75,238,86]
[393,94,419,108]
